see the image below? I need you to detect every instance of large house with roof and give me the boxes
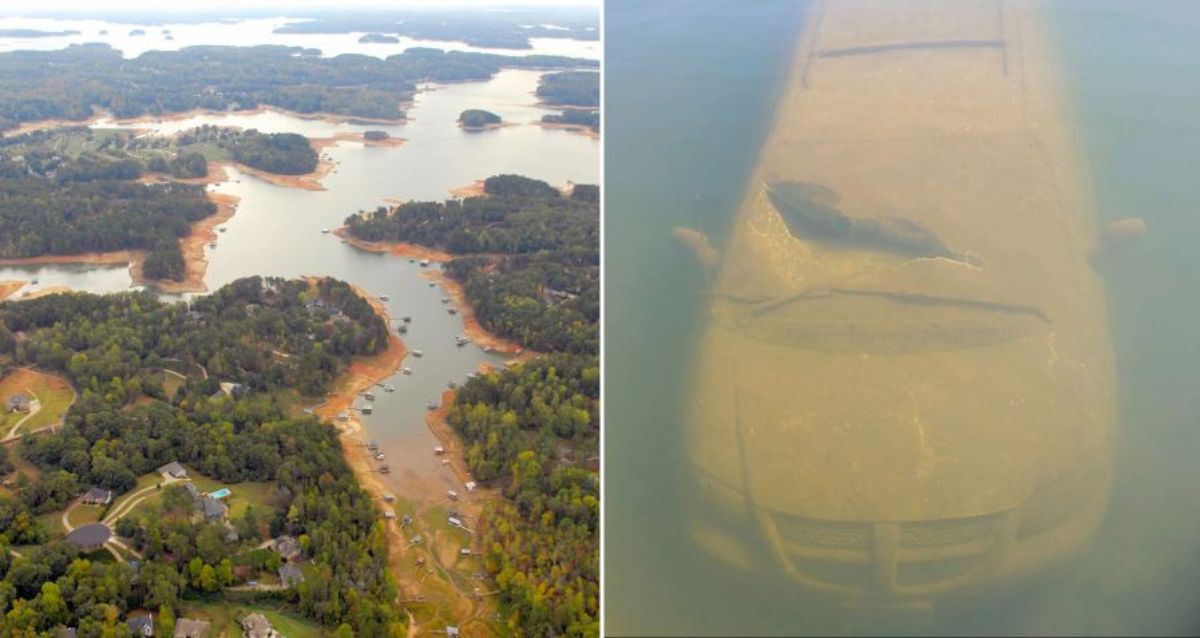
[5,393,30,413]
[80,486,113,506]
[173,618,209,638]
[279,563,306,588]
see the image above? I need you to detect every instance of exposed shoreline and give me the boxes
[457,121,517,132]
[333,228,457,263]
[332,228,526,354]
[3,104,410,136]
[0,127,385,292]
[0,281,26,301]
[449,179,487,199]
[0,191,240,296]
[314,282,500,631]
[101,105,409,129]
[533,121,600,139]
[142,192,240,294]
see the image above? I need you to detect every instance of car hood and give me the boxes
[687,256,1113,523]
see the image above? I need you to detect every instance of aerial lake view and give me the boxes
[0,5,598,636]
[606,0,1200,635]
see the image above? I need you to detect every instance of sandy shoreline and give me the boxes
[449,180,488,199]
[233,159,334,192]
[3,104,408,136]
[457,121,518,133]
[333,228,457,263]
[144,192,240,294]
[533,121,600,139]
[310,279,409,512]
[311,282,501,632]
[0,190,239,296]
[102,105,408,129]
[311,131,407,151]
[0,281,27,302]
[424,389,474,485]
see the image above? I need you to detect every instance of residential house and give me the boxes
[270,535,302,562]
[279,563,306,588]
[200,495,228,521]
[157,461,188,480]
[239,613,279,638]
[218,382,245,398]
[173,618,209,638]
[5,393,30,413]
[127,614,153,637]
[81,486,113,506]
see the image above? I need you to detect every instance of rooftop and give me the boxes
[157,461,188,478]
[173,618,209,638]
[279,563,306,587]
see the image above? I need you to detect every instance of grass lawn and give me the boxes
[67,503,102,529]
[184,602,326,637]
[0,445,42,498]
[189,475,276,519]
[161,359,206,380]
[0,410,21,435]
[0,369,74,435]
[179,141,232,162]
[108,471,277,526]
[161,370,185,400]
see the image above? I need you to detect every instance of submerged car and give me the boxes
[684,0,1117,609]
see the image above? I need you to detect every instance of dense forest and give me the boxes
[343,175,598,353]
[0,29,81,38]
[450,356,599,635]
[0,123,334,279]
[229,130,318,175]
[0,277,401,633]
[345,175,593,253]
[0,178,214,281]
[358,33,400,44]
[0,44,595,131]
[458,109,502,129]
[446,250,598,354]
[536,71,600,108]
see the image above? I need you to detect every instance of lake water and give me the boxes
[605,0,1200,635]
[0,16,600,60]
[0,60,598,501]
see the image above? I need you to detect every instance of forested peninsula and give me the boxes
[343,175,599,635]
[536,71,600,108]
[0,44,596,131]
[0,125,328,282]
[344,174,598,354]
[0,277,402,634]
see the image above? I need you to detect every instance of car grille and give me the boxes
[773,514,871,549]
[898,516,999,548]
[765,510,1008,595]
